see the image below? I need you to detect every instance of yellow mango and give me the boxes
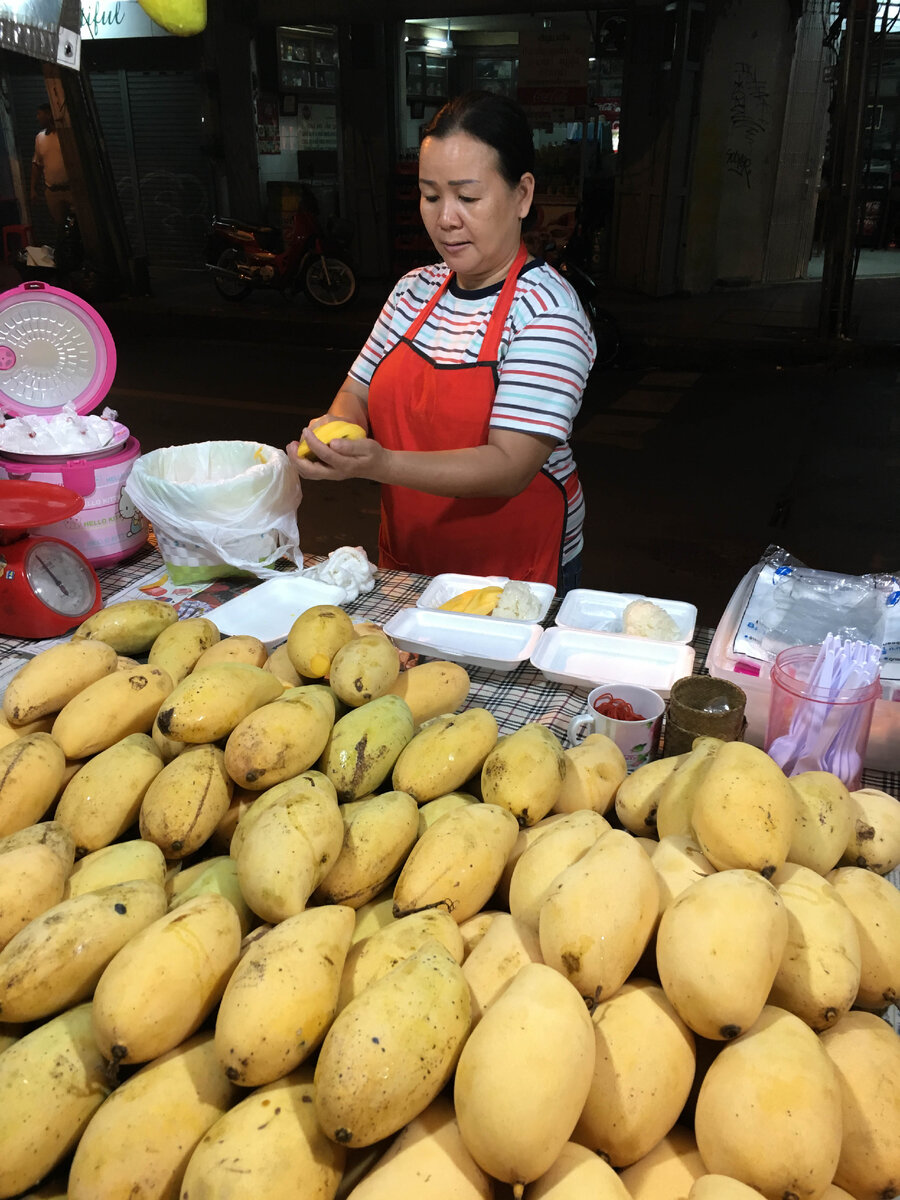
[193,633,268,670]
[656,868,788,1040]
[391,707,498,803]
[51,666,174,760]
[228,769,336,859]
[528,1141,632,1199]
[841,785,900,874]
[453,962,595,1192]
[338,908,465,1011]
[654,737,723,840]
[3,638,118,725]
[385,659,470,728]
[617,1126,706,1199]
[819,1010,900,1200]
[0,732,66,837]
[315,939,471,1146]
[768,862,861,1031]
[295,418,366,459]
[554,732,626,816]
[223,684,335,789]
[694,1005,843,1199]
[314,790,419,908]
[461,910,542,1025]
[64,839,167,898]
[180,1066,345,1198]
[154,662,282,744]
[481,722,566,826]
[342,1095,493,1199]
[690,740,796,876]
[55,732,164,853]
[788,770,854,874]
[614,752,685,836]
[235,788,344,923]
[393,802,519,923]
[72,598,177,653]
[67,1031,240,1200]
[538,829,659,1005]
[825,865,900,1010]
[328,633,401,707]
[139,743,233,859]
[147,614,221,684]
[508,809,610,931]
[91,893,242,1065]
[215,905,355,1086]
[0,842,70,950]
[0,880,167,1023]
[167,853,256,937]
[286,603,355,678]
[319,694,415,802]
[0,1004,110,1197]
[573,979,696,1168]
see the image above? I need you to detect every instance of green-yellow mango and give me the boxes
[319,694,415,802]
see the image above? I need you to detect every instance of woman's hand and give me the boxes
[289,423,389,483]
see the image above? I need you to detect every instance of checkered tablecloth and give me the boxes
[1,541,896,801]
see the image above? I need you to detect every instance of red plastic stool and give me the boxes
[2,225,33,264]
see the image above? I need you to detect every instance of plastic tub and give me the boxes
[0,437,149,566]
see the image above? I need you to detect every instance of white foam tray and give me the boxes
[417,573,555,624]
[555,588,697,643]
[209,575,346,650]
[383,608,542,673]
[530,627,695,695]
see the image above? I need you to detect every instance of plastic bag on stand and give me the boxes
[125,441,303,584]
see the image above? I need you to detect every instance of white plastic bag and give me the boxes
[125,441,303,584]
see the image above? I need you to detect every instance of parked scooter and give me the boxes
[542,216,620,369]
[205,189,357,308]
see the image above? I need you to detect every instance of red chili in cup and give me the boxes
[591,692,646,721]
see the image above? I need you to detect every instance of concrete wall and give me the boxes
[682,0,797,291]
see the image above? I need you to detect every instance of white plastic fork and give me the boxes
[766,634,838,774]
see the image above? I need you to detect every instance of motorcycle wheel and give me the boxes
[588,304,621,369]
[302,255,357,308]
[213,248,252,302]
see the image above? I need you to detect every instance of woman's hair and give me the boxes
[423,91,535,187]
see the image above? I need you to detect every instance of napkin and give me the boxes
[303,545,377,605]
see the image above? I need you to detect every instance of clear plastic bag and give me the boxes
[735,544,897,665]
[125,441,303,584]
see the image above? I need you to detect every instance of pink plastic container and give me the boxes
[0,281,149,566]
[764,645,881,791]
[0,438,148,566]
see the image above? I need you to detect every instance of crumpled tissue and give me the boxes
[303,545,377,605]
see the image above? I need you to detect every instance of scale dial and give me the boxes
[25,539,100,617]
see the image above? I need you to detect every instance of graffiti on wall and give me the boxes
[725,61,771,189]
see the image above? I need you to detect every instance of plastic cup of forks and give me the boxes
[764,645,881,790]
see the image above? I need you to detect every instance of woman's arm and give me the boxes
[294,425,555,497]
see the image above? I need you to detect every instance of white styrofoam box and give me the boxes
[555,589,697,644]
[383,608,542,673]
[209,575,346,651]
[707,566,900,773]
[530,627,695,696]
[417,573,555,624]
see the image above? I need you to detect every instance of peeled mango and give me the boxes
[137,0,205,35]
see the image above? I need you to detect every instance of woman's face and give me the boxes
[418,131,534,290]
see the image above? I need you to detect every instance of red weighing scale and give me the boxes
[0,479,102,638]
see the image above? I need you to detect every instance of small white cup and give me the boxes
[567,683,666,772]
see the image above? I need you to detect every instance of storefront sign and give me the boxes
[81,0,172,39]
[517,30,588,124]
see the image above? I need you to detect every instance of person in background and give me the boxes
[31,103,72,238]
[288,91,595,592]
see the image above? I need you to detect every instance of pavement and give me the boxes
[86,248,900,369]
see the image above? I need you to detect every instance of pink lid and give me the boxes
[0,281,117,417]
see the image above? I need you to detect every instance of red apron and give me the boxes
[367,243,570,587]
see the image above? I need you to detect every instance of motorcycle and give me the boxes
[205,192,357,308]
[541,216,620,369]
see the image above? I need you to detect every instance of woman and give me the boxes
[289,91,596,591]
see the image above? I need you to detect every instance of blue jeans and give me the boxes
[560,553,582,596]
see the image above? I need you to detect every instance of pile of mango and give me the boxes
[0,595,898,1200]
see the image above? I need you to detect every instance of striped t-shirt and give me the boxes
[349,258,595,565]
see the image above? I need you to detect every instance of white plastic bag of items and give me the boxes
[125,441,303,585]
